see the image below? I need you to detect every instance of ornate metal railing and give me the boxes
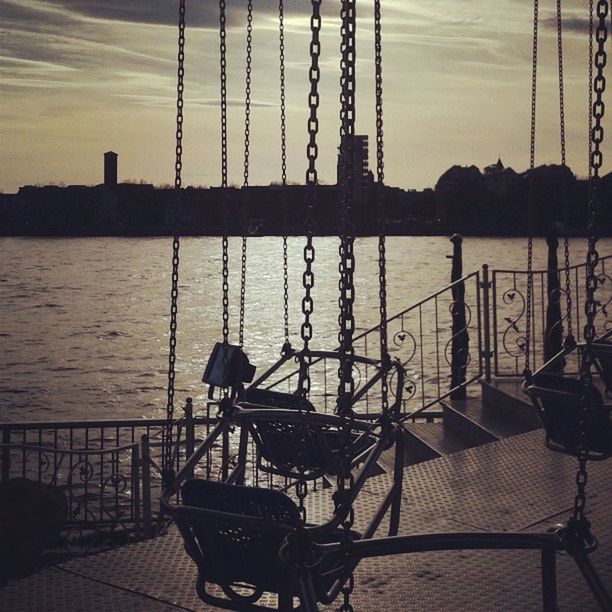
[262,270,483,420]
[491,255,610,377]
[0,412,216,547]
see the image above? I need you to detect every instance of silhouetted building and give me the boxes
[337,135,373,201]
[104,151,118,188]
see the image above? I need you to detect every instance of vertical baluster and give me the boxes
[100,427,105,522]
[419,304,425,410]
[435,295,441,400]
[141,434,152,538]
[1,428,10,482]
[492,269,499,377]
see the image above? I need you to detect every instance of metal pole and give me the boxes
[544,233,564,371]
[481,264,492,382]
[450,234,468,399]
[141,434,152,539]
[1,429,10,482]
[183,398,195,480]
[541,547,558,611]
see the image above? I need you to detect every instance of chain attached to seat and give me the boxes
[524,0,539,381]
[300,0,322,398]
[279,0,291,355]
[572,0,608,545]
[163,0,186,484]
[338,2,357,609]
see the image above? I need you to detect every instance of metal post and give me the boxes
[183,398,195,480]
[544,233,564,371]
[1,428,10,482]
[541,547,558,611]
[141,434,152,539]
[449,234,468,400]
[132,444,142,540]
[481,264,492,382]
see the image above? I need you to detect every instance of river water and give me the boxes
[1,236,610,423]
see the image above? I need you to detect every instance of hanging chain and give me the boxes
[279,0,291,352]
[338,3,357,610]
[555,0,574,347]
[588,0,594,183]
[300,0,321,397]
[573,0,608,532]
[239,0,253,348]
[220,0,230,396]
[524,0,539,379]
[163,0,186,482]
[374,0,389,416]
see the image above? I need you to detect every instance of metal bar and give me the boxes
[570,548,612,610]
[132,445,141,539]
[541,547,557,611]
[482,264,492,382]
[1,429,10,481]
[141,434,152,538]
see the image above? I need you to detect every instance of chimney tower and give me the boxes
[104,151,118,188]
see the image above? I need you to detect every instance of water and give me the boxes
[1,236,609,423]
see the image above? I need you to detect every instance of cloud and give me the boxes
[28,0,312,28]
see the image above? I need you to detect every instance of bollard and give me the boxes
[544,233,564,371]
[450,234,469,400]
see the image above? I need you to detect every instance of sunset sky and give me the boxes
[1,0,608,194]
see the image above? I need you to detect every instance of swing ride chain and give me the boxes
[220,0,230,395]
[279,0,291,352]
[524,0,539,379]
[556,0,574,347]
[338,2,357,609]
[374,0,389,416]
[163,0,186,483]
[571,0,608,541]
[301,0,321,397]
[239,0,253,349]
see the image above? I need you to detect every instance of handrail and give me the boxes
[493,254,609,276]
[354,270,480,343]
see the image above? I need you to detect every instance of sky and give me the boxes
[0,0,609,194]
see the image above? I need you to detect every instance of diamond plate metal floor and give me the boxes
[2,430,610,611]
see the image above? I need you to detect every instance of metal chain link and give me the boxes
[239,0,253,348]
[163,0,186,481]
[220,0,230,395]
[374,0,389,415]
[524,0,539,379]
[573,0,608,531]
[555,0,574,346]
[279,0,291,351]
[338,3,357,609]
[300,0,322,398]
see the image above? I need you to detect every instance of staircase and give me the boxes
[379,378,542,472]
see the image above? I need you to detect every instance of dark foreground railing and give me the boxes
[491,254,610,377]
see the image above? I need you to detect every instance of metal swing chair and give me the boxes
[160,2,404,610]
[522,0,611,462]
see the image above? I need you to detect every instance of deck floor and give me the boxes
[2,429,611,611]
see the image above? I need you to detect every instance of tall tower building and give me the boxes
[337,135,372,200]
[104,151,118,188]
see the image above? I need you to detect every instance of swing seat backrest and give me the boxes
[526,372,611,458]
[174,479,300,608]
[592,339,612,395]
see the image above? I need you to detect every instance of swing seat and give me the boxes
[163,479,358,611]
[236,403,381,480]
[525,372,612,460]
[243,387,315,411]
[592,337,612,395]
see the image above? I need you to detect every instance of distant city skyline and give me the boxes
[1,1,609,194]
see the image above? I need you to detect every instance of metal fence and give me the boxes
[491,255,611,377]
[0,412,215,548]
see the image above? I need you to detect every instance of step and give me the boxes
[442,398,537,440]
[377,425,440,472]
[441,401,498,446]
[481,379,541,429]
[402,421,477,457]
